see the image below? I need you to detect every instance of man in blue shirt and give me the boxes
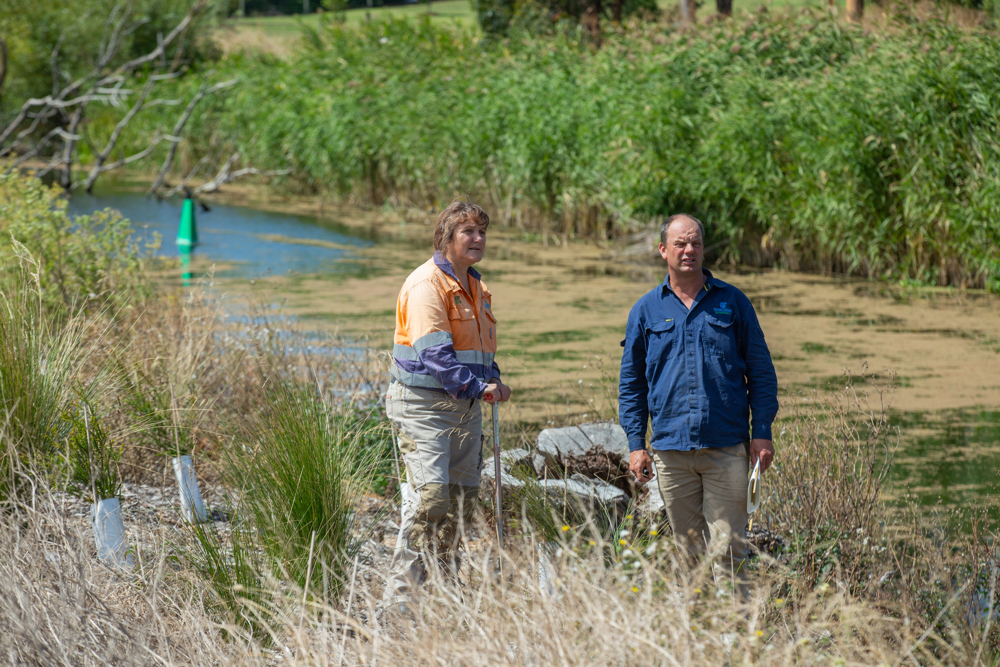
[619,214,778,585]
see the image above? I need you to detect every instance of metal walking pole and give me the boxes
[492,401,503,550]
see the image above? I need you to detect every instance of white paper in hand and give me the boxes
[746,459,762,514]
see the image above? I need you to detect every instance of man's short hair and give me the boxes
[660,214,705,246]
[433,199,491,251]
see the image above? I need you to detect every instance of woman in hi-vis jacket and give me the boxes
[382,199,512,613]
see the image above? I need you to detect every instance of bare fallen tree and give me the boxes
[146,77,239,195]
[0,0,285,197]
[159,150,291,198]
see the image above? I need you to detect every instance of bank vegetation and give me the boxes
[93,8,1000,292]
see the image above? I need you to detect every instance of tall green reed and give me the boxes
[0,253,89,504]
[188,513,276,642]
[229,366,385,592]
[112,11,1000,290]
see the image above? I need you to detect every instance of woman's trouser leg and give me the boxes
[440,399,483,575]
[382,383,482,606]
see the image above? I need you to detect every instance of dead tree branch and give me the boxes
[82,72,182,192]
[58,106,86,188]
[10,127,81,171]
[162,154,212,198]
[83,134,173,179]
[192,152,291,195]
[147,78,238,195]
[54,0,135,188]
[0,0,209,189]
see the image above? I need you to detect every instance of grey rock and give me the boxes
[530,453,551,478]
[536,422,629,461]
[636,481,665,515]
[480,465,525,489]
[543,475,630,517]
[536,423,632,500]
[478,424,646,521]
[499,448,530,466]
[479,448,534,484]
[499,448,535,477]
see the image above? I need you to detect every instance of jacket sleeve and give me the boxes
[404,280,489,400]
[738,297,779,440]
[618,305,649,453]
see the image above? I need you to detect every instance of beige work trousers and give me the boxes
[383,382,483,606]
[652,444,750,585]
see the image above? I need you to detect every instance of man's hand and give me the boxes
[749,439,775,472]
[483,381,512,404]
[629,449,655,485]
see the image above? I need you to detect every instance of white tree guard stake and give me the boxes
[172,454,208,522]
[91,498,133,568]
[537,542,559,597]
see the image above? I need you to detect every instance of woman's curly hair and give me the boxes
[433,199,490,251]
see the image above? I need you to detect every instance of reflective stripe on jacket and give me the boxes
[392,252,500,400]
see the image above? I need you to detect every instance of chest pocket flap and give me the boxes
[644,318,677,361]
[448,291,476,321]
[482,292,496,323]
[705,315,733,329]
[645,319,676,337]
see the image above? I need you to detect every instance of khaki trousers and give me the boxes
[383,382,483,606]
[652,445,750,584]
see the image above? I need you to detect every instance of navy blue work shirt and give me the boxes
[618,269,778,453]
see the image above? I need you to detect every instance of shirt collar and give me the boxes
[433,250,482,285]
[662,268,714,294]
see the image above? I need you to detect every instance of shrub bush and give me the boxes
[0,172,155,317]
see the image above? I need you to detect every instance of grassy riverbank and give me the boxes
[3,172,1000,663]
[105,8,1000,292]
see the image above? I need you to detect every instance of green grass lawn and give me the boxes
[227,0,832,37]
[230,0,477,34]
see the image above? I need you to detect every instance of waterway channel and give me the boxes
[70,187,1000,525]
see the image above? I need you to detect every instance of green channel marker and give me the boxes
[176,197,198,248]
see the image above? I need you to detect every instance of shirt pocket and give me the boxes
[483,301,497,324]
[702,315,737,356]
[644,318,677,364]
[482,302,497,350]
[447,290,476,322]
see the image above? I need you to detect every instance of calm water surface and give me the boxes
[69,189,374,278]
[69,190,1000,526]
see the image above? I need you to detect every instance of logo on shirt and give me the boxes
[454,296,462,306]
[714,301,733,316]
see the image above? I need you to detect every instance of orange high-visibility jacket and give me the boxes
[392,252,500,400]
